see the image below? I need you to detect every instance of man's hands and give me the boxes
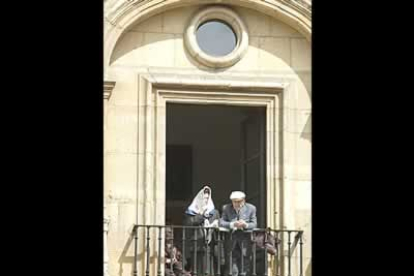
[234,219,248,229]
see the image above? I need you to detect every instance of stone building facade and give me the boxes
[104,1,311,275]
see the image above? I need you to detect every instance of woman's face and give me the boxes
[203,193,210,205]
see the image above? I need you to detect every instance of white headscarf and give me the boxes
[185,186,218,243]
[185,186,215,216]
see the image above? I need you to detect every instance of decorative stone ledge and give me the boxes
[104,81,116,100]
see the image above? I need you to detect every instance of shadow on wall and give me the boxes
[110,27,238,73]
[300,113,311,142]
[181,36,295,75]
[294,68,311,143]
[305,260,312,276]
[117,229,140,276]
[109,24,297,75]
[296,70,312,144]
[110,30,171,65]
[110,28,312,146]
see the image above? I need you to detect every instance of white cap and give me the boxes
[230,191,246,200]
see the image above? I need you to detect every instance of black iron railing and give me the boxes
[132,225,304,276]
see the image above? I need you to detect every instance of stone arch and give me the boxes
[104,0,311,73]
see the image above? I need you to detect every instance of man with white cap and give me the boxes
[220,191,257,276]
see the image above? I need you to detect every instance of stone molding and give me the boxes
[184,5,249,68]
[131,72,301,232]
[104,81,116,100]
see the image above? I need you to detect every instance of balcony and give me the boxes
[132,225,304,276]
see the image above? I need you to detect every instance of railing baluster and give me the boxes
[251,231,257,276]
[206,229,210,276]
[229,232,233,276]
[240,239,244,276]
[146,226,150,276]
[193,229,198,276]
[287,231,292,276]
[210,237,214,276]
[134,226,138,276]
[274,231,279,276]
[157,227,162,276]
[264,231,268,276]
[182,227,186,272]
[217,230,221,276]
[289,233,300,258]
[170,227,174,275]
[299,232,303,276]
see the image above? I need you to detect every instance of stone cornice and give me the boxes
[104,81,116,100]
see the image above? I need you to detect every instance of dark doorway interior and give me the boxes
[166,103,266,229]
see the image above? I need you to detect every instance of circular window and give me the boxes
[184,6,249,68]
[196,20,237,57]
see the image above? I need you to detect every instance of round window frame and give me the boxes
[184,6,249,68]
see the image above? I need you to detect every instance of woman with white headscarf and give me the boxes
[183,186,220,276]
